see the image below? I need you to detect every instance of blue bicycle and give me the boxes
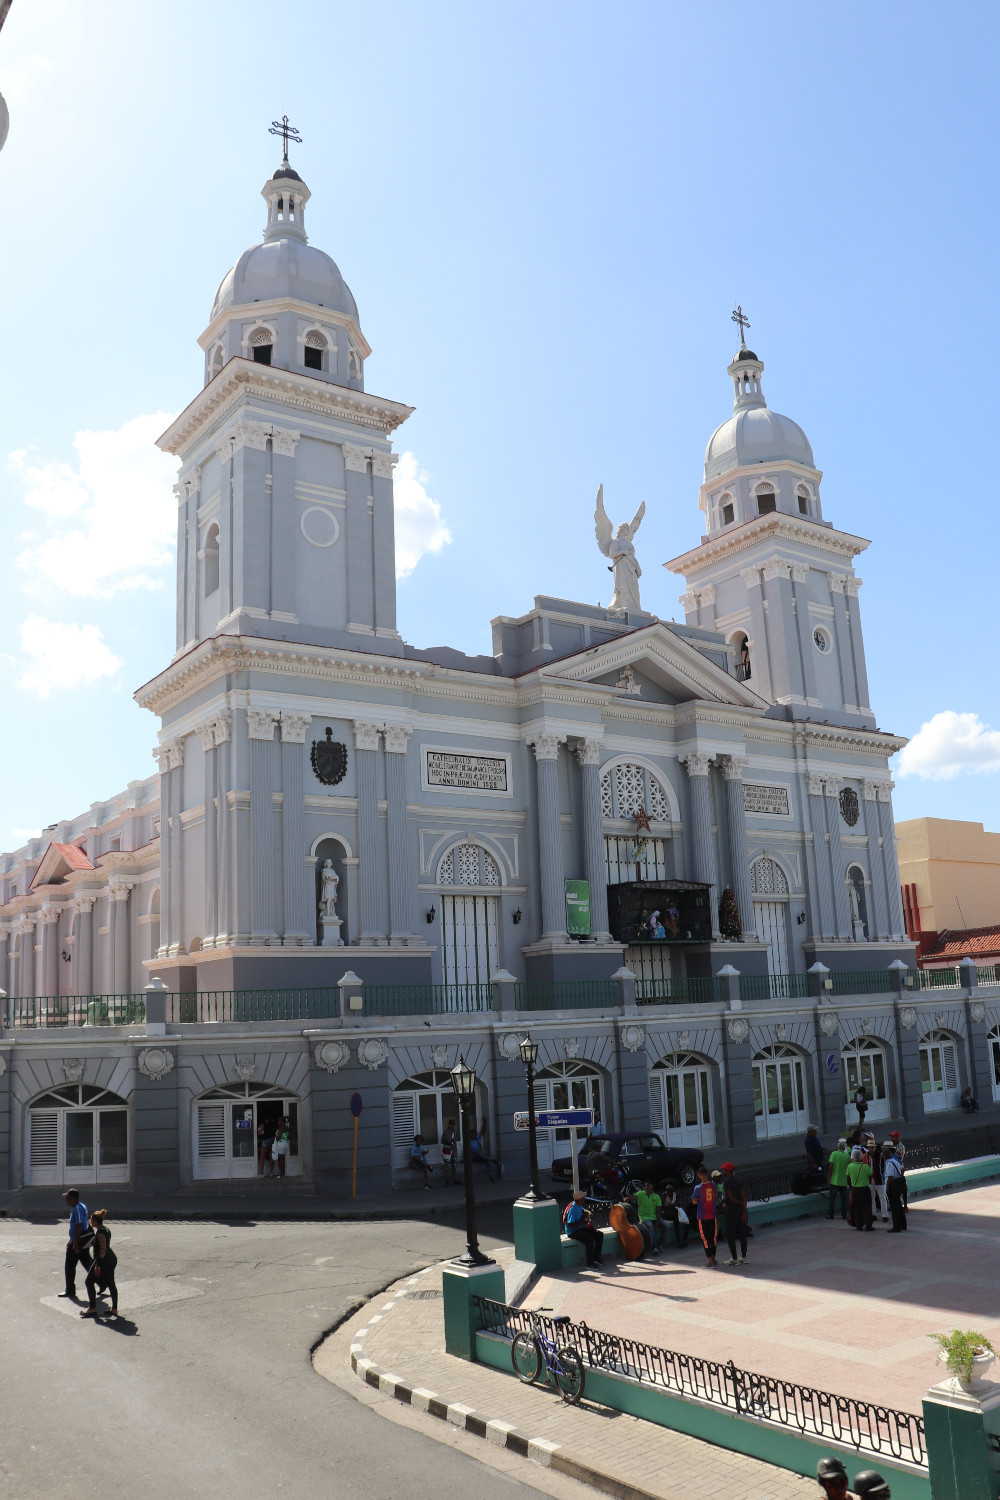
[510,1311,585,1404]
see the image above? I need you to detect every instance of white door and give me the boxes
[26,1091,130,1186]
[920,1035,960,1113]
[192,1089,303,1180]
[535,1066,601,1170]
[842,1043,891,1123]
[441,894,499,986]
[391,1073,461,1172]
[754,901,789,977]
[753,1048,808,1139]
[650,1057,715,1148]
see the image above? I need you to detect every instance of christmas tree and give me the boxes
[718,886,742,940]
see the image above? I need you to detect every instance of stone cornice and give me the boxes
[665,513,870,577]
[157,359,414,459]
[197,294,373,362]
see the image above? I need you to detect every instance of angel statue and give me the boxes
[595,485,646,613]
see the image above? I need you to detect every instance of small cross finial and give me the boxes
[731,304,751,346]
[269,114,303,163]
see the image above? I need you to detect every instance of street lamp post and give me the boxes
[518,1034,549,1202]
[449,1056,494,1267]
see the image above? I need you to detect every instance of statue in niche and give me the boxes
[319,858,343,947]
[595,484,646,613]
[848,877,866,941]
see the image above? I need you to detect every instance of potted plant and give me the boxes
[929,1329,996,1390]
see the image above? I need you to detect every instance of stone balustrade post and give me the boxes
[808,960,831,1001]
[144,977,168,1035]
[959,955,977,995]
[716,963,741,1008]
[337,969,362,1022]
[612,965,637,1015]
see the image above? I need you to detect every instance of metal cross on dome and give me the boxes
[731,304,751,346]
[269,114,302,162]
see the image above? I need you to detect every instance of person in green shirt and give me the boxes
[635,1181,664,1253]
[826,1138,851,1221]
[847,1146,873,1231]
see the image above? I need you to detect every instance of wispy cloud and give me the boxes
[394,451,452,579]
[895,711,1000,781]
[11,412,178,597]
[16,616,123,698]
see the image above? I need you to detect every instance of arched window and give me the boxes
[719,493,735,527]
[210,344,224,381]
[303,329,326,371]
[797,486,811,517]
[392,1069,484,1172]
[847,864,869,940]
[750,857,789,895]
[753,1044,807,1139]
[249,327,273,366]
[600,762,672,822]
[651,1052,715,1150]
[535,1060,603,1170]
[755,483,777,516]
[842,1037,890,1122]
[193,1080,301,1181]
[437,843,500,986]
[26,1084,129,1186]
[919,1029,961,1113]
[203,522,220,596]
[349,347,362,381]
[732,631,751,682]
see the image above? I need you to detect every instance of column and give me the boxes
[109,878,133,992]
[247,707,279,944]
[355,721,383,941]
[280,712,313,944]
[74,897,95,995]
[213,711,233,945]
[681,754,718,933]
[163,738,185,955]
[761,560,802,702]
[343,444,375,635]
[528,734,566,939]
[198,720,218,946]
[384,724,412,942]
[843,576,871,711]
[877,781,905,939]
[0,924,9,997]
[39,908,59,999]
[269,429,300,623]
[740,567,773,701]
[828,575,855,711]
[721,757,755,940]
[154,744,173,955]
[863,779,889,939]
[790,564,818,703]
[824,778,852,938]
[576,740,610,942]
[807,773,835,940]
[19,917,35,999]
[371,450,399,639]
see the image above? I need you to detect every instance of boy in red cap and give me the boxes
[721,1162,749,1265]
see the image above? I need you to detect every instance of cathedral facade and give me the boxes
[3,148,992,1200]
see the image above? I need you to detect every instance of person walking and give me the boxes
[847,1145,874,1231]
[884,1145,907,1232]
[691,1165,718,1267]
[721,1162,749,1265]
[816,1455,850,1498]
[81,1209,118,1320]
[563,1190,603,1266]
[257,1117,275,1176]
[59,1189,93,1301]
[440,1118,459,1185]
[853,1084,869,1129]
[868,1134,888,1222]
[271,1116,290,1178]
[826,1138,850,1220]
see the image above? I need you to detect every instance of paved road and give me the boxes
[0,1203,537,1500]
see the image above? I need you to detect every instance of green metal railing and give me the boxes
[359,983,492,1016]
[167,989,341,1024]
[635,975,724,1006]
[738,971,812,1002]
[2,993,147,1028]
[514,980,615,1012]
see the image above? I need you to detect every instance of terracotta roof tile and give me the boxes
[922,925,1000,960]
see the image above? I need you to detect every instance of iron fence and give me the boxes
[359,983,492,1016]
[515,980,615,1012]
[635,976,723,1006]
[473,1296,926,1467]
[2,993,147,1028]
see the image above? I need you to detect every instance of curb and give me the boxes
[348,1268,660,1500]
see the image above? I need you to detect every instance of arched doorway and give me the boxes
[841,1037,890,1123]
[437,843,501,985]
[920,1029,961,1113]
[193,1081,302,1180]
[650,1053,715,1148]
[750,858,790,977]
[393,1069,491,1173]
[26,1084,129,1186]
[753,1044,808,1139]
[534,1060,603,1170]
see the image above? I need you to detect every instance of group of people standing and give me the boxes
[809,1124,909,1233]
[60,1189,119,1319]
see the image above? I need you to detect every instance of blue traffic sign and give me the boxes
[350,1092,363,1117]
[514,1107,594,1131]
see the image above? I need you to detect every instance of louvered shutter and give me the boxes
[943,1044,958,1092]
[532,1080,548,1113]
[197,1105,226,1159]
[30,1112,59,1170]
[649,1075,664,1135]
[393,1092,419,1169]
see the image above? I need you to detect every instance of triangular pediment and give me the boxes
[541,622,767,709]
[30,841,94,889]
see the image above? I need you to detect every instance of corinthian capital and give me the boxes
[681,753,712,778]
[269,426,300,458]
[575,739,604,767]
[528,733,563,762]
[807,772,826,797]
[371,450,396,479]
[383,724,412,754]
[108,877,134,903]
[342,443,370,474]
[73,895,98,915]
[280,713,312,744]
[353,721,382,752]
[721,755,748,782]
[38,905,62,925]
[761,559,792,583]
[247,707,279,741]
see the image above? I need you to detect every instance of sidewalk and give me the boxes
[315,1252,816,1500]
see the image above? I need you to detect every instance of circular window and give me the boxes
[813,627,830,653]
[299,506,340,548]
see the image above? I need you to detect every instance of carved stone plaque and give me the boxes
[743,784,790,816]
[426,750,508,792]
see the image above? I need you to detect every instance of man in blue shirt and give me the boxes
[60,1189,92,1299]
[563,1191,603,1266]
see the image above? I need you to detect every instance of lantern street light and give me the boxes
[449,1055,493,1267]
[518,1034,548,1202]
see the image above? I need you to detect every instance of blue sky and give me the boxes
[0,1,998,846]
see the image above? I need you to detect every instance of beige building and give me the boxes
[896,817,1000,959]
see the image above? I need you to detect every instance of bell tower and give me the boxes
[158,138,413,658]
[666,326,875,729]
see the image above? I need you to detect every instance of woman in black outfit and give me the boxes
[81,1209,118,1319]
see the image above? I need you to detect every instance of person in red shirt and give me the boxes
[691,1164,718,1267]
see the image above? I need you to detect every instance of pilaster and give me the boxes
[528,734,567,939]
[355,721,384,941]
[109,877,133,992]
[73,897,96,996]
[740,566,773,701]
[681,753,718,934]
[760,559,802,702]
[280,712,313,944]
[824,778,852,939]
[384,724,412,942]
[807,774,835,939]
[38,906,60,999]
[247,707,279,945]
[576,739,611,941]
[862,779,889,939]
[198,719,218,947]
[344,444,375,636]
[720,756,754,939]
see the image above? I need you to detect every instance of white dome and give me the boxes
[211,238,358,323]
[704,405,814,482]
